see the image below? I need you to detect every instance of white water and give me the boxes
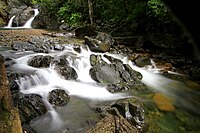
[23,9,39,28]
[4,15,16,28]
[3,9,39,29]
[6,45,132,132]
[13,46,129,101]
[2,42,199,132]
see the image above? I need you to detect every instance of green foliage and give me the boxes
[58,3,82,25]
[147,0,169,21]
[23,0,176,33]
[127,2,147,21]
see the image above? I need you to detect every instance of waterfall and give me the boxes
[3,8,39,29]
[4,15,16,28]
[23,9,39,28]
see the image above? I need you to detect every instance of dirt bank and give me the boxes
[0,29,50,46]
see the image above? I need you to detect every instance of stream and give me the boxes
[1,34,200,132]
[0,9,200,133]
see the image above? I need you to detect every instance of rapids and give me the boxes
[1,41,200,132]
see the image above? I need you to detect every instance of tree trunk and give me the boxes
[88,0,94,26]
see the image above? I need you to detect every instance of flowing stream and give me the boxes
[1,42,200,132]
[1,11,200,133]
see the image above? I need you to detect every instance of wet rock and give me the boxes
[111,99,147,132]
[7,72,21,93]
[154,60,173,72]
[4,57,15,68]
[48,89,70,108]
[88,98,147,133]
[73,46,81,53]
[54,44,64,51]
[53,55,78,80]
[90,54,144,92]
[95,32,115,46]
[153,93,175,112]
[55,64,78,80]
[85,32,115,52]
[28,55,54,68]
[134,55,151,67]
[90,64,121,84]
[90,54,105,66]
[87,111,138,133]
[16,93,47,124]
[12,6,34,27]
[12,42,32,51]
[85,36,110,52]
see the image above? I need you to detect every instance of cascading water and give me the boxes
[1,30,200,132]
[3,8,39,29]
[23,9,39,28]
[3,45,132,132]
[4,15,16,28]
[2,42,199,132]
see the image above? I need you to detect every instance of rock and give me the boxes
[85,32,115,52]
[28,55,54,68]
[134,55,151,67]
[90,64,121,85]
[16,93,47,124]
[12,6,35,27]
[89,54,144,92]
[86,111,138,133]
[95,32,115,46]
[88,98,147,133]
[0,0,8,27]
[153,93,175,112]
[85,36,111,52]
[0,54,23,133]
[53,55,78,80]
[48,89,70,108]
[55,64,78,80]
[12,42,33,51]
[7,72,21,93]
[59,22,70,31]
[0,54,13,111]
[74,26,97,37]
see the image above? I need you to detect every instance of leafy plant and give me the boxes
[147,0,169,21]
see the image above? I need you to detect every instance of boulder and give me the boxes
[87,98,147,133]
[74,26,97,37]
[16,93,48,124]
[85,32,115,52]
[28,55,53,68]
[48,89,70,109]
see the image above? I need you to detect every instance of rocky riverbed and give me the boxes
[0,28,200,133]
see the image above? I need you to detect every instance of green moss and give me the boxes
[0,110,10,121]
